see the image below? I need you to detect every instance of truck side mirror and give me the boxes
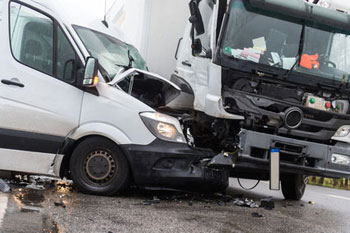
[82,57,99,87]
[189,0,205,35]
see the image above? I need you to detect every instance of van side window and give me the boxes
[10,2,54,76]
[57,27,76,83]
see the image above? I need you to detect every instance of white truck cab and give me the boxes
[0,0,228,195]
[171,0,350,200]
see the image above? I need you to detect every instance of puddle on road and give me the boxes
[0,194,9,228]
[0,177,64,233]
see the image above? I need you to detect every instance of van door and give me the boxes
[0,2,83,175]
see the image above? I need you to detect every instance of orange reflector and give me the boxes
[93,76,99,85]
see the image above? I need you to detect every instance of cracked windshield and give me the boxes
[74,26,147,80]
[222,0,350,82]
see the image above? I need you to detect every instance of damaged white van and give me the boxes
[0,0,228,195]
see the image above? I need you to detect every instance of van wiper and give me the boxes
[285,23,306,79]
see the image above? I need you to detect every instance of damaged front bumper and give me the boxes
[120,139,229,192]
[237,129,350,178]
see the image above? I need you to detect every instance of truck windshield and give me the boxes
[221,0,350,82]
[74,26,147,80]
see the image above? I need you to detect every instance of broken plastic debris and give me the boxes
[260,198,275,210]
[252,212,264,218]
[308,201,315,205]
[207,153,234,168]
[233,198,259,208]
[143,196,160,205]
[0,179,10,193]
[54,199,66,208]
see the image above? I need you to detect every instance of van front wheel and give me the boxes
[69,137,129,196]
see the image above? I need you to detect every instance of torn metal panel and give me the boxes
[111,68,181,109]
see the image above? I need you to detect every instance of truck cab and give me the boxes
[0,0,228,195]
[173,0,350,199]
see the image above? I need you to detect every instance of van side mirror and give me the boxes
[189,0,205,35]
[82,57,99,87]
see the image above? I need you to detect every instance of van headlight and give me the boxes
[334,126,350,137]
[140,112,186,143]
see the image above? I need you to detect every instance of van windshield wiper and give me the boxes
[285,23,306,79]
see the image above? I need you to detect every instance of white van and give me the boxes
[0,0,228,195]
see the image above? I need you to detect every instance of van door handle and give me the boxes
[182,61,192,67]
[1,79,25,88]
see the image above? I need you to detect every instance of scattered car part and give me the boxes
[260,197,275,210]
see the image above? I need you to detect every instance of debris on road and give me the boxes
[0,179,11,193]
[54,196,66,208]
[260,198,275,210]
[233,198,259,208]
[309,201,316,205]
[252,212,264,218]
[143,196,161,205]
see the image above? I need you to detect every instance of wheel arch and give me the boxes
[59,123,136,180]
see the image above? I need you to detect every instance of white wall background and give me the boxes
[145,0,189,78]
[108,0,189,78]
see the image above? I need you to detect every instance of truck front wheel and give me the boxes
[281,174,308,200]
[69,137,130,196]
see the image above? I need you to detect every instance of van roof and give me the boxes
[20,0,126,42]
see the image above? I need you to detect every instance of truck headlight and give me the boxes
[334,126,350,137]
[140,112,186,143]
[332,154,350,166]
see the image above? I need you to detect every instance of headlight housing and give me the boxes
[140,112,186,143]
[334,126,350,137]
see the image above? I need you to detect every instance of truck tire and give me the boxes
[69,137,129,196]
[281,174,308,200]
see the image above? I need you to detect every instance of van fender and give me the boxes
[68,122,133,145]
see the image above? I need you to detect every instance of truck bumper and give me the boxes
[120,140,229,192]
[237,129,350,178]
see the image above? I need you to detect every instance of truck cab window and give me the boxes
[197,0,214,53]
[10,2,54,76]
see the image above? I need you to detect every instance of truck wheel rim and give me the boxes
[84,150,117,184]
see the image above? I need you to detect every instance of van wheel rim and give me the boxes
[84,150,117,184]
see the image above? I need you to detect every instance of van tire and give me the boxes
[281,174,307,200]
[69,137,129,196]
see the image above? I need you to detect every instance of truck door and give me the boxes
[0,2,83,174]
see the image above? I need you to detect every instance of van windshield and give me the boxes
[221,0,350,82]
[74,26,147,80]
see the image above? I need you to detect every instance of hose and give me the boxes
[237,177,260,190]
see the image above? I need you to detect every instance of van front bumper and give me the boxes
[237,129,350,179]
[120,140,229,192]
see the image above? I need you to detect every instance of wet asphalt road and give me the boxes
[0,177,349,233]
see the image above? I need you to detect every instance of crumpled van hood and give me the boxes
[109,68,181,109]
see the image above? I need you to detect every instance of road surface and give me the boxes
[0,177,349,233]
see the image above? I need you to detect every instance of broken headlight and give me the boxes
[140,112,186,143]
[334,126,350,137]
